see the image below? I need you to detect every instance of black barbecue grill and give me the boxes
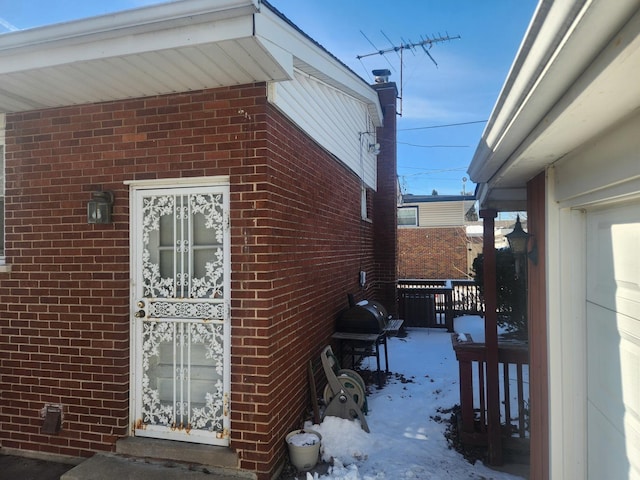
[336,300,389,334]
[332,298,403,387]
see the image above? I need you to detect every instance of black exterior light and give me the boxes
[87,191,114,224]
[506,215,537,277]
[505,215,529,256]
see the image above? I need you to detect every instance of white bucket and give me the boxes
[285,429,322,471]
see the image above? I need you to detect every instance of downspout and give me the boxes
[479,208,503,465]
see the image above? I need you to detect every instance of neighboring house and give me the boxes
[0,2,398,479]
[397,194,477,279]
[468,0,640,478]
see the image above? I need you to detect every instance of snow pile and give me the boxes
[288,431,321,447]
[314,416,370,462]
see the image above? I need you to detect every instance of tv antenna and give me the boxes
[357,33,461,116]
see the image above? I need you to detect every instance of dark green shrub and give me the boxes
[472,248,527,338]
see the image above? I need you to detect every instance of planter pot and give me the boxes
[285,429,322,471]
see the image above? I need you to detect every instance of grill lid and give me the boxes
[336,300,389,333]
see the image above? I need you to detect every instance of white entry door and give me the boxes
[586,200,640,478]
[131,185,230,445]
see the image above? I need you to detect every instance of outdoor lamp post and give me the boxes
[506,215,529,255]
[506,215,530,277]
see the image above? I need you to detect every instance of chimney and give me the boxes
[372,69,391,84]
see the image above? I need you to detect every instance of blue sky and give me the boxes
[0,0,537,196]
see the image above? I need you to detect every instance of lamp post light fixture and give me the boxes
[505,215,529,256]
[87,191,114,224]
[505,215,537,276]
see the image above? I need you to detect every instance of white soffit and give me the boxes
[0,0,377,117]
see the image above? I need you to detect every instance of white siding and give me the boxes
[269,70,378,190]
[554,111,640,208]
[402,200,474,227]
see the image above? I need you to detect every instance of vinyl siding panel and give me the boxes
[269,70,378,189]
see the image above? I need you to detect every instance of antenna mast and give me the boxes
[357,34,460,116]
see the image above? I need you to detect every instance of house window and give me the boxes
[361,186,372,221]
[398,206,418,226]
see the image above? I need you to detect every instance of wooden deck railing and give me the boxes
[397,279,484,332]
[451,333,529,449]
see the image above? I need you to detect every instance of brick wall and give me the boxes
[397,226,470,279]
[232,101,377,478]
[0,84,389,479]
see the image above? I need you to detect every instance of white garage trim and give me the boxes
[547,166,587,479]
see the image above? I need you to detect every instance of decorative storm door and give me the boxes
[131,185,230,445]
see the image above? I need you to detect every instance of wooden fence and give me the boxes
[451,333,529,452]
[397,279,484,331]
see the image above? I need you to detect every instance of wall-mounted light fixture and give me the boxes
[87,191,114,224]
[505,215,538,276]
[368,143,381,155]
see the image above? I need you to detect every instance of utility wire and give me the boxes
[400,167,468,177]
[398,142,469,148]
[0,17,19,31]
[398,120,487,131]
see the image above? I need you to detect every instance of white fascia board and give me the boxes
[469,0,581,183]
[0,11,257,75]
[469,0,640,185]
[254,7,382,127]
[253,37,295,80]
[475,183,527,212]
[0,0,259,53]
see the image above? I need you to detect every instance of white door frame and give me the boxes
[127,176,231,445]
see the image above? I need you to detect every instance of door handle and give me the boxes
[134,310,146,318]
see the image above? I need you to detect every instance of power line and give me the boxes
[400,165,468,171]
[398,120,487,132]
[0,17,19,32]
[400,167,468,177]
[398,142,469,148]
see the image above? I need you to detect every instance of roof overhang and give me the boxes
[468,0,640,211]
[0,0,382,124]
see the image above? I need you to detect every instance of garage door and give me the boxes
[586,200,640,479]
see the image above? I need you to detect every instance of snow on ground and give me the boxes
[300,316,524,480]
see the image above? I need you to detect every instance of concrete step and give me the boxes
[115,437,241,471]
[61,453,253,480]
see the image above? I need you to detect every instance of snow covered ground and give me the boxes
[298,316,527,480]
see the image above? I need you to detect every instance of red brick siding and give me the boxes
[0,84,391,480]
[231,101,378,478]
[397,227,469,279]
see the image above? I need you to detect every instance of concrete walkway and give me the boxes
[0,454,75,480]
[61,453,254,480]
